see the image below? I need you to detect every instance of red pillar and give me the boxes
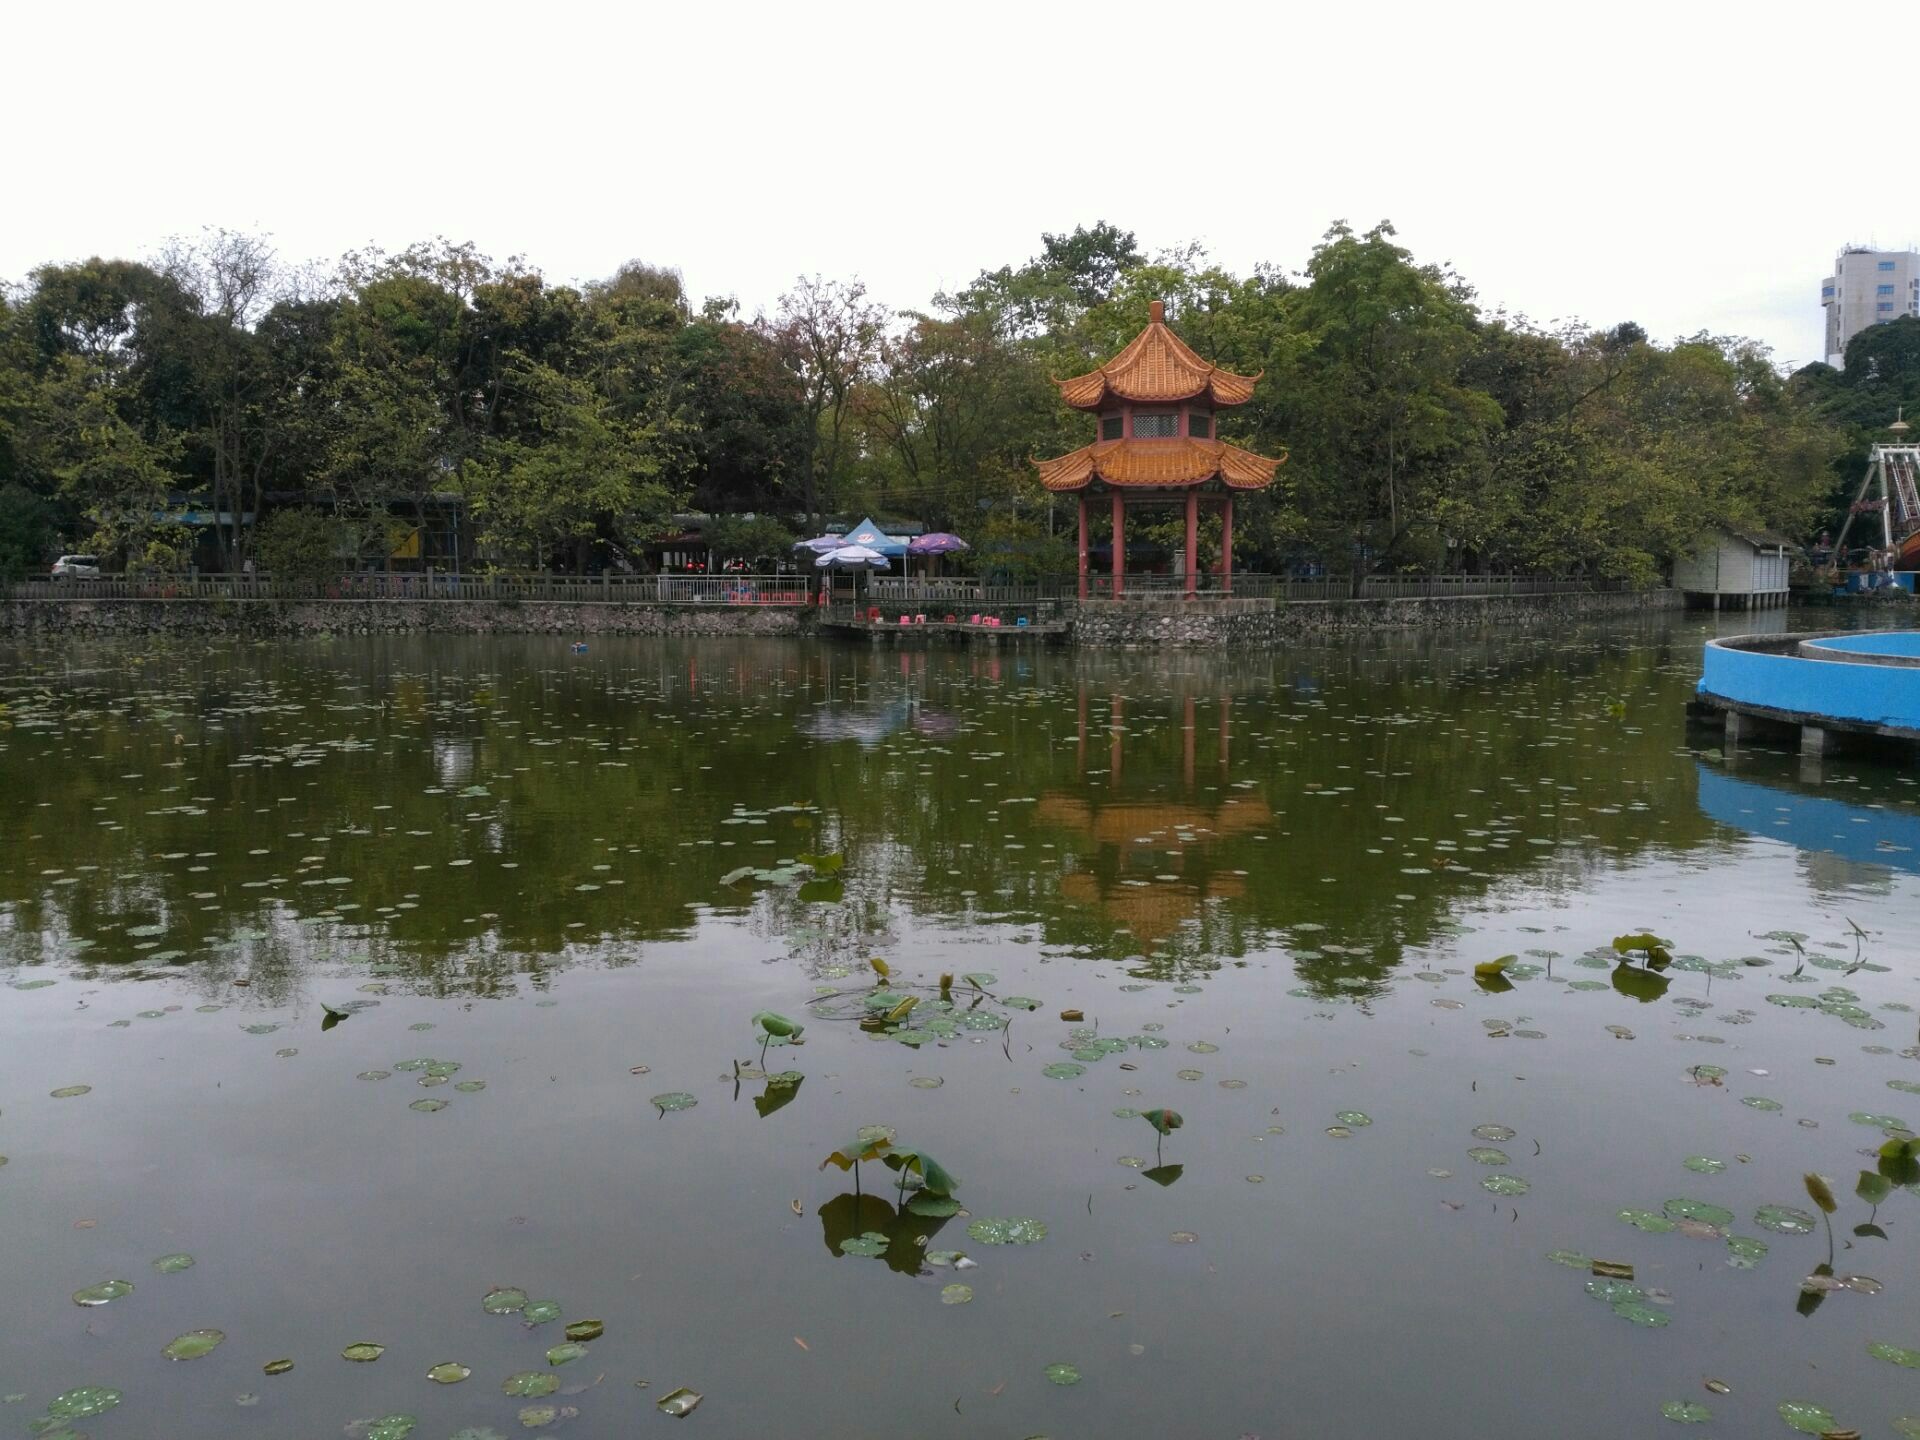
[1111,491,1124,598]
[1184,487,1199,599]
[1221,494,1234,595]
[1077,494,1088,601]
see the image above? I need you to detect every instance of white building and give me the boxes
[1673,527,1794,610]
[1823,247,1920,367]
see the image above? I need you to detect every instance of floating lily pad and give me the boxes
[163,1329,224,1360]
[428,1363,471,1384]
[651,1092,698,1112]
[264,1358,294,1375]
[46,1387,121,1420]
[1664,1198,1735,1227]
[908,1194,962,1218]
[1870,1341,1920,1368]
[1467,1147,1510,1165]
[357,1071,391,1081]
[1482,1174,1530,1196]
[366,1418,417,1440]
[657,1387,702,1417]
[1618,1209,1678,1233]
[940,1283,973,1304]
[521,1301,561,1325]
[1754,1205,1817,1235]
[1611,1299,1669,1327]
[151,1253,195,1273]
[968,1217,1047,1245]
[1044,1362,1081,1385]
[72,1280,134,1306]
[483,1287,528,1314]
[1041,1063,1085,1080]
[1471,1124,1516,1142]
[1740,1096,1783,1112]
[1586,1278,1644,1303]
[342,1342,385,1362]
[1660,1400,1711,1423]
[518,1405,557,1428]
[1726,1235,1770,1268]
[409,1098,448,1112]
[909,1076,943,1089]
[1545,1249,1591,1268]
[1851,1111,1910,1130]
[49,1086,91,1099]
[1335,1111,1372,1127]
[839,1232,889,1257]
[1682,1156,1726,1174]
[1776,1400,1837,1434]
[564,1319,604,1342]
[502,1371,559,1397]
[545,1342,587,1366]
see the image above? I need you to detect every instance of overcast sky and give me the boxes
[6,0,1912,371]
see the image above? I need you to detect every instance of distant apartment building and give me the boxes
[1823,246,1920,366]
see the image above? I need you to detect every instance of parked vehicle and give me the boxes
[51,556,103,580]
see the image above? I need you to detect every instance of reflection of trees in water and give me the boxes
[0,622,1857,1007]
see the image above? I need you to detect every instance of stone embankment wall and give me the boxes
[0,599,815,638]
[1068,589,1684,647]
[1,588,1681,643]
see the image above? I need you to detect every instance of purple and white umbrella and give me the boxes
[906,532,970,556]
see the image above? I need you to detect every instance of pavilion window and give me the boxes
[1188,412,1212,439]
[1133,412,1178,438]
[1101,414,1123,441]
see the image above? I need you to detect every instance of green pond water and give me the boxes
[4,616,1920,1438]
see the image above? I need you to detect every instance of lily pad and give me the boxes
[483,1287,529,1314]
[1618,1209,1678,1234]
[907,1194,962,1218]
[151,1253,195,1273]
[1611,1299,1670,1327]
[1481,1174,1530,1196]
[71,1280,134,1307]
[1041,1063,1085,1080]
[1471,1124,1516,1142]
[521,1300,561,1325]
[342,1342,386,1362]
[940,1283,973,1304]
[1726,1235,1770,1268]
[1664,1198,1735,1227]
[657,1387,703,1417]
[650,1092,698,1112]
[1870,1341,1920,1369]
[564,1319,604,1342]
[1753,1205,1817,1235]
[1335,1111,1372,1127]
[46,1387,121,1420]
[1682,1156,1726,1174]
[545,1342,587,1366]
[428,1363,471,1384]
[839,1232,889,1257]
[501,1371,559,1397]
[967,1217,1047,1245]
[1660,1400,1711,1423]
[1776,1400,1837,1434]
[1044,1362,1081,1385]
[163,1329,225,1360]
[1467,1147,1510,1165]
[409,1098,447,1112]
[264,1359,294,1376]
[49,1086,91,1099]
[366,1418,417,1440]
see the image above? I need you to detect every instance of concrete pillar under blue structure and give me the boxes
[1800,724,1831,756]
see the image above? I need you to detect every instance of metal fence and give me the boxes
[4,573,814,605]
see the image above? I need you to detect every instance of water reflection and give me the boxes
[1695,756,1920,887]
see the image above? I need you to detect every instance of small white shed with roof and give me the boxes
[1673,526,1794,610]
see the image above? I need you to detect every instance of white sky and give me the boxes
[6,0,1912,371]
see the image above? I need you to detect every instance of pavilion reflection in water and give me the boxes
[1036,689,1271,945]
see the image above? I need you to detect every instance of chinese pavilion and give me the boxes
[1035,300,1284,599]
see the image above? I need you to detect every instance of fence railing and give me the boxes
[4,572,813,605]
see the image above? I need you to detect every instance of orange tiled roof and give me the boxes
[1034,437,1284,492]
[1055,300,1262,410]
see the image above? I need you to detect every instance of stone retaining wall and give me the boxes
[2,588,1682,644]
[1067,588,1684,647]
[0,598,815,638]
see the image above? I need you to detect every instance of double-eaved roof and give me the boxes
[1053,300,1262,411]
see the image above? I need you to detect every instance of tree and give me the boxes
[253,506,343,581]
[766,276,887,528]
[703,513,795,567]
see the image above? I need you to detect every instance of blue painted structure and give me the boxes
[1802,632,1920,659]
[1695,762,1920,875]
[1698,632,1920,737]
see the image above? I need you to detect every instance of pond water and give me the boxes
[4,615,1920,1439]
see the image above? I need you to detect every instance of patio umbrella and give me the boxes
[793,535,846,554]
[906,533,969,556]
[814,544,891,569]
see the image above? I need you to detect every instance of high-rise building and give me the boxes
[1823,246,1920,367]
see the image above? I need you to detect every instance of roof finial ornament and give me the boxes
[1149,299,1165,324]
[1892,405,1909,435]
